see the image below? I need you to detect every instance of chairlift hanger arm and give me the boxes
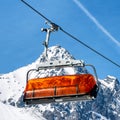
[41,21,59,57]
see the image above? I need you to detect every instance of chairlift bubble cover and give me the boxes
[24,74,97,103]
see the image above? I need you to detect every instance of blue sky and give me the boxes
[0,0,120,80]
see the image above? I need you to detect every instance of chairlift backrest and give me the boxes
[23,59,99,104]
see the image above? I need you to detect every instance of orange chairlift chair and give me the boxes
[23,24,99,104]
[23,59,99,104]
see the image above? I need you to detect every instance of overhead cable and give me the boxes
[60,28,120,68]
[21,0,120,69]
[21,0,52,24]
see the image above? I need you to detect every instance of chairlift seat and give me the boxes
[23,74,98,104]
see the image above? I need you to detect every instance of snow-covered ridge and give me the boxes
[100,75,118,91]
[0,45,120,120]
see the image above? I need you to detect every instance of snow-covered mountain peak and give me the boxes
[33,45,87,78]
[0,45,120,120]
[38,45,75,63]
[100,75,119,91]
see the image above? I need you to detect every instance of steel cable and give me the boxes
[21,0,120,69]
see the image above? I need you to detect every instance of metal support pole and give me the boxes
[41,28,51,57]
[41,22,59,58]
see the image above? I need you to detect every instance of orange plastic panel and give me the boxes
[25,88,55,99]
[24,74,96,99]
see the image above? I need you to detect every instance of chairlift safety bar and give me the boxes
[27,60,98,84]
[37,59,85,69]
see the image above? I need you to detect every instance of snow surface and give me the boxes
[0,46,120,120]
[99,75,117,91]
[0,102,45,120]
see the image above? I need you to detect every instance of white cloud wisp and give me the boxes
[73,0,120,47]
